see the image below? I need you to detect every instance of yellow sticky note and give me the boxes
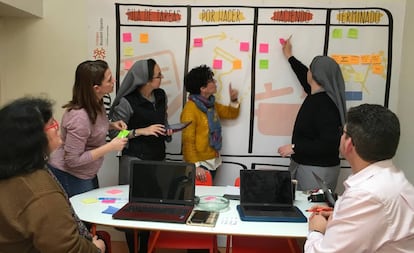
[124,47,134,56]
[82,198,98,204]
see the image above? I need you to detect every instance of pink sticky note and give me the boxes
[212,59,223,69]
[194,38,203,47]
[124,60,133,70]
[279,38,286,45]
[102,199,116,203]
[259,43,269,53]
[240,42,249,52]
[123,33,132,42]
[106,189,123,195]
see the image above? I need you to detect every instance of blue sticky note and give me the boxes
[102,206,119,214]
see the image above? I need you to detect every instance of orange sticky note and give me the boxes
[140,33,149,43]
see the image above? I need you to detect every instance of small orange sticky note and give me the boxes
[140,33,149,43]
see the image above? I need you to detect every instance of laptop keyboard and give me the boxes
[114,203,193,223]
[124,203,189,216]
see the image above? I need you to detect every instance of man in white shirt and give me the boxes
[305,104,414,252]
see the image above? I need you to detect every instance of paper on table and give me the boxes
[167,121,192,133]
[225,186,240,195]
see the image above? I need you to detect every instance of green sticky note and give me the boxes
[259,59,269,69]
[347,28,359,39]
[117,129,130,138]
[332,29,343,39]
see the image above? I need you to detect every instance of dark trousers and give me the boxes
[125,229,149,253]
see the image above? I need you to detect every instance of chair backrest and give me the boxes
[234,177,240,187]
[195,170,213,186]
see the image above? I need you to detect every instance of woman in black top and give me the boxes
[277,37,346,192]
[110,58,172,253]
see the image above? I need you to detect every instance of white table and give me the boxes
[70,185,312,238]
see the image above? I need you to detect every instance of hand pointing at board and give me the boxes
[229,83,239,102]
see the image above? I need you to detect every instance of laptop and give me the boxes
[311,171,336,207]
[237,169,307,222]
[113,160,195,223]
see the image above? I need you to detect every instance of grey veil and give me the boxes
[310,56,347,126]
[109,59,149,118]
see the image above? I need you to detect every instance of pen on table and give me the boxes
[98,197,122,200]
[306,207,333,212]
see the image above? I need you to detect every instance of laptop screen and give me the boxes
[129,160,195,205]
[240,169,293,206]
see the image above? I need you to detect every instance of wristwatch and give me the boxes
[291,144,295,150]
[132,129,138,137]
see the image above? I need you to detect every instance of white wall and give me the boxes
[0,0,413,188]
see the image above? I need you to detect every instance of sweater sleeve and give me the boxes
[62,111,94,167]
[215,102,240,119]
[288,56,312,95]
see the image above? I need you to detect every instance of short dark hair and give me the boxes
[0,97,54,179]
[184,65,214,95]
[64,60,108,124]
[346,104,400,162]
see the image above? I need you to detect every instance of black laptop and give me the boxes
[113,160,195,223]
[237,169,307,222]
[311,171,336,207]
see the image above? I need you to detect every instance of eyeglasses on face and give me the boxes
[44,119,59,131]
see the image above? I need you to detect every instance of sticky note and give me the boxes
[102,206,119,214]
[279,38,286,45]
[233,60,242,69]
[347,28,359,39]
[106,189,123,195]
[372,64,384,75]
[140,33,149,43]
[117,129,130,138]
[213,59,223,69]
[332,29,343,39]
[194,38,203,47]
[101,199,116,204]
[122,32,132,42]
[240,42,249,51]
[259,43,269,53]
[124,60,133,70]
[123,47,134,56]
[259,59,269,69]
[82,198,98,204]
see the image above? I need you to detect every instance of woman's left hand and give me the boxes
[110,120,127,130]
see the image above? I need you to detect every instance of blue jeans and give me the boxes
[48,164,99,197]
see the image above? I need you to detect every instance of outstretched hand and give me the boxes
[282,35,293,59]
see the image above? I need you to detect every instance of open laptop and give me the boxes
[113,160,195,223]
[311,171,336,207]
[237,169,307,222]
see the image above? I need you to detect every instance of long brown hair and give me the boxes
[63,60,108,124]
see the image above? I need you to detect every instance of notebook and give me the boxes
[311,171,336,207]
[237,169,307,222]
[112,160,195,223]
